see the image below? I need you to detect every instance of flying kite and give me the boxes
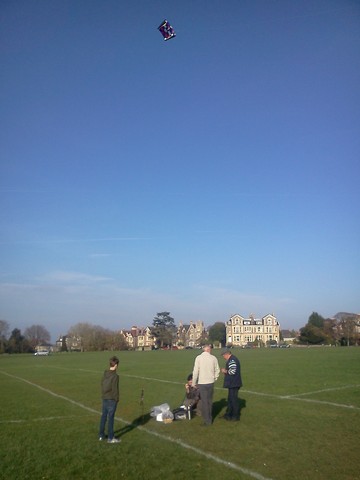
[158,19,176,41]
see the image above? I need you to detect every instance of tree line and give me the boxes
[0,320,51,354]
[0,312,222,354]
[1,311,358,354]
[298,312,360,346]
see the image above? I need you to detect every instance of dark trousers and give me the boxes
[226,387,240,420]
[198,383,214,425]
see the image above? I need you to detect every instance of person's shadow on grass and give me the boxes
[212,398,227,419]
[238,397,247,420]
[212,397,247,421]
[114,413,151,439]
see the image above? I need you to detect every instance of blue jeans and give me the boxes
[99,399,117,439]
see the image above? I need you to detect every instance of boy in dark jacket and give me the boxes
[99,356,120,443]
[221,348,243,421]
[184,373,201,416]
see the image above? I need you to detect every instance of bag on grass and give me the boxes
[150,403,174,422]
[172,407,188,420]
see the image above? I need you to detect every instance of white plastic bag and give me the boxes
[150,403,174,422]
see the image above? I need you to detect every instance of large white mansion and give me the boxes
[226,313,280,347]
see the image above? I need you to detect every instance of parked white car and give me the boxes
[34,351,50,356]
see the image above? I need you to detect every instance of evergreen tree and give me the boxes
[208,322,226,346]
[308,312,325,329]
[6,328,33,353]
[152,312,176,348]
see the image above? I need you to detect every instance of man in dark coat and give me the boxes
[221,348,243,421]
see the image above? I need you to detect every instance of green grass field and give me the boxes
[1,347,359,480]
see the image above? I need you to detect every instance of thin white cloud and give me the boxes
[38,271,111,284]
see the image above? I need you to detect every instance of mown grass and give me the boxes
[0,347,359,480]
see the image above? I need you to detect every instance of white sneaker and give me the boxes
[108,438,121,444]
[99,437,104,441]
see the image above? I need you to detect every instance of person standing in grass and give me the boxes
[99,356,120,443]
[221,348,242,421]
[192,344,220,426]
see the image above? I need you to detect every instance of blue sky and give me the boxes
[1,0,359,342]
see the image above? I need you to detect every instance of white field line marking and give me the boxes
[282,384,360,398]
[242,388,360,410]
[122,375,360,411]
[280,396,360,410]
[33,367,360,411]
[0,415,95,424]
[0,370,273,480]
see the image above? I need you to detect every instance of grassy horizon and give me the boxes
[1,347,359,479]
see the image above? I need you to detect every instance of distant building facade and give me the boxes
[53,314,283,352]
[226,313,280,347]
[34,344,52,354]
[119,321,207,349]
[55,335,82,352]
[177,321,207,347]
[120,326,155,350]
[281,329,297,343]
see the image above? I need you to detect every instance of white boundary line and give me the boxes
[280,396,359,410]
[37,367,360,411]
[121,374,360,411]
[0,370,273,480]
[282,384,360,398]
[0,415,95,424]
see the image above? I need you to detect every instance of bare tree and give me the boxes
[67,322,93,351]
[24,324,51,348]
[0,319,9,337]
[340,316,357,346]
[0,319,10,353]
[67,322,127,351]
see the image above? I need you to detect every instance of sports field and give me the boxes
[0,347,359,480]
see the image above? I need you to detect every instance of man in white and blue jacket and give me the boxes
[221,348,243,421]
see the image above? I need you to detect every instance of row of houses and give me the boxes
[55,313,282,351]
[119,321,208,350]
[120,314,282,350]
[120,314,283,350]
